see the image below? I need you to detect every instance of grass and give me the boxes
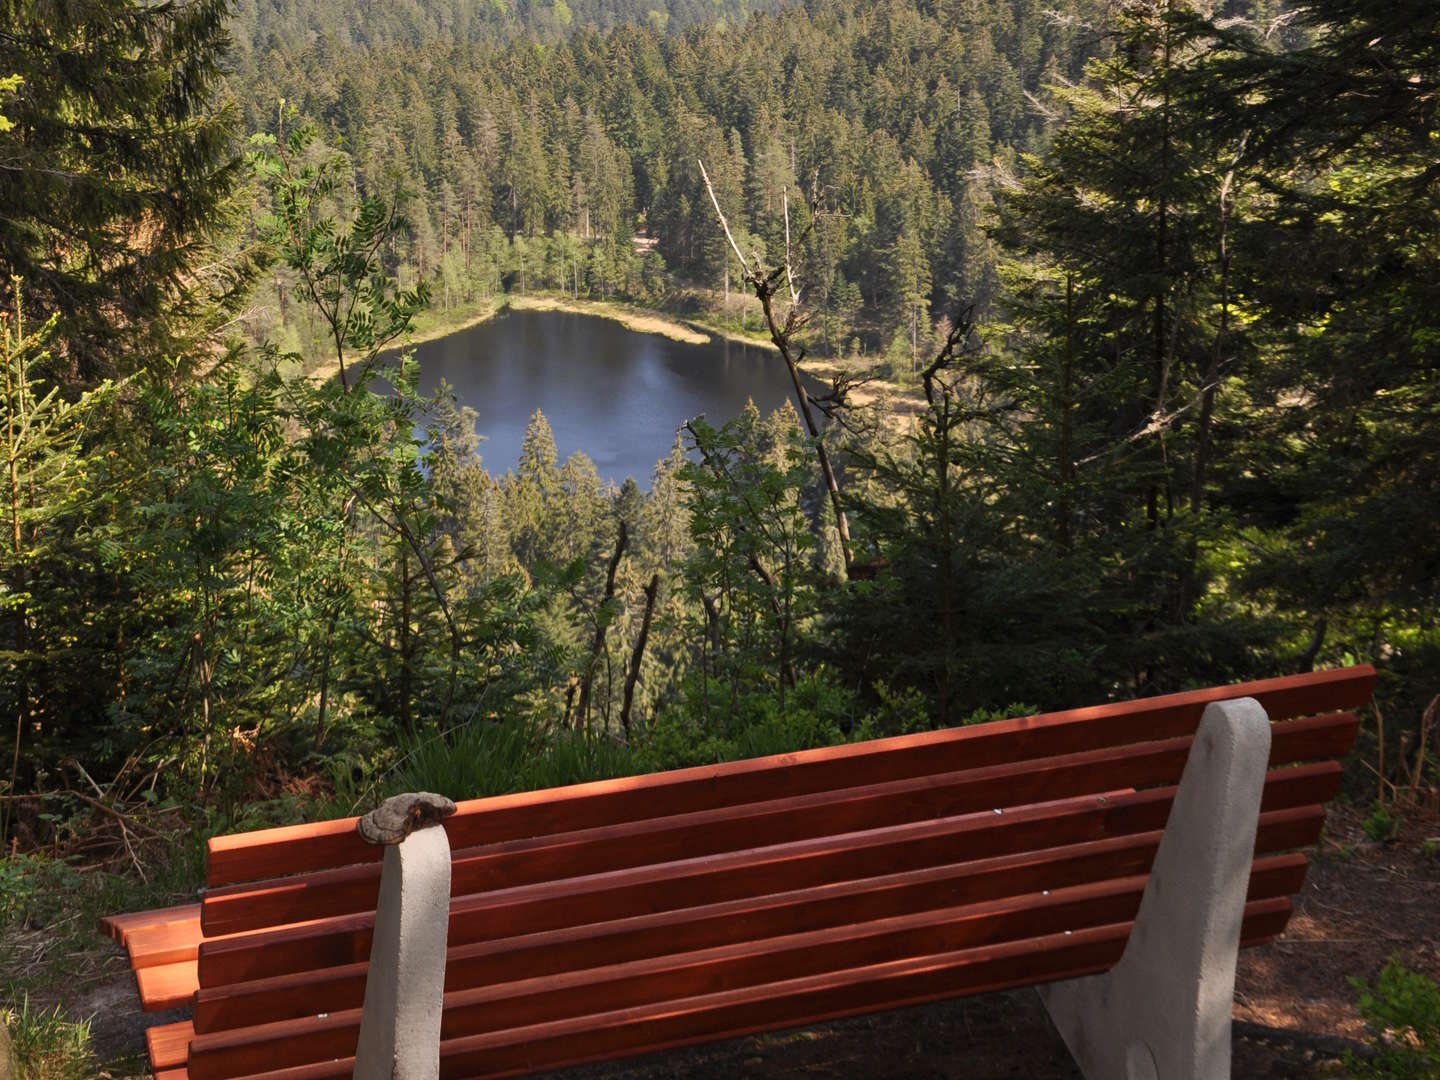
[383,718,636,803]
[0,835,207,1078]
[1,996,97,1080]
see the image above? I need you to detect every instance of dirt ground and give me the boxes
[88,803,1438,1079]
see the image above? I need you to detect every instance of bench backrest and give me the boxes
[171,665,1373,1079]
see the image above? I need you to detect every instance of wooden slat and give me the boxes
[146,1020,194,1071]
[204,666,1375,887]
[210,903,1294,1080]
[200,710,1357,937]
[99,902,199,945]
[444,902,1296,1080]
[128,917,204,970]
[136,959,199,1013]
[155,1070,189,1080]
[197,761,1342,990]
[186,861,1304,1078]
[192,805,1325,1034]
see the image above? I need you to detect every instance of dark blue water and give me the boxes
[406,308,817,484]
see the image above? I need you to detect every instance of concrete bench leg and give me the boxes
[354,811,452,1080]
[1039,697,1272,1080]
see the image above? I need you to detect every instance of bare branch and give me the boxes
[920,308,978,407]
[811,371,877,437]
[698,158,752,277]
[1073,381,1217,467]
[699,160,855,573]
[782,188,801,305]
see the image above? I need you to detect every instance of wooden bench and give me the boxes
[104,665,1376,1079]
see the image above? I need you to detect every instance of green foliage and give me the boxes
[1346,959,1440,1078]
[681,403,823,718]
[960,703,1041,728]
[381,673,855,800]
[0,74,20,133]
[250,117,431,389]
[1364,803,1399,844]
[0,0,247,380]
[0,284,119,838]
[0,852,74,931]
[380,718,639,805]
[227,0,1109,356]
[3,0,1436,952]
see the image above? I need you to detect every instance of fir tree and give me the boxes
[0,0,247,381]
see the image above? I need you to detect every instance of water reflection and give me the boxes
[403,308,815,485]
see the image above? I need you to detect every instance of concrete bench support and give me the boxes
[1039,696,1272,1080]
[354,794,455,1080]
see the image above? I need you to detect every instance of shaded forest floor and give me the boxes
[6,800,1425,1077]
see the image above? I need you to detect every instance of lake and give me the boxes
[404,307,816,484]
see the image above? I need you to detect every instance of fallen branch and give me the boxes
[61,789,164,841]
[1232,1019,1375,1061]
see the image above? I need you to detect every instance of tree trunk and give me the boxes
[620,572,660,739]
[753,284,854,572]
[399,546,412,730]
[578,521,627,732]
[1149,10,1173,532]
[1059,274,1075,551]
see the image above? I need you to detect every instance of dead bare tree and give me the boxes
[698,159,854,575]
[578,519,627,732]
[619,572,661,739]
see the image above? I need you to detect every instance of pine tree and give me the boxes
[986,0,1259,693]
[1197,0,1440,691]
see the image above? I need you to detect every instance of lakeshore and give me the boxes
[297,290,922,419]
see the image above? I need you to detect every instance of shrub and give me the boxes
[1364,802,1399,843]
[1346,958,1440,1078]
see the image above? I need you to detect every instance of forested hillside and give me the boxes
[229,0,1116,365]
[0,0,1436,981]
[233,0,783,49]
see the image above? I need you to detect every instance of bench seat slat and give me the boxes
[200,710,1357,938]
[146,1020,194,1071]
[186,861,1305,1078]
[192,803,1325,1034]
[126,918,203,970]
[196,759,1342,990]
[204,666,1375,888]
[204,903,1294,1080]
[137,959,199,1013]
[100,902,199,946]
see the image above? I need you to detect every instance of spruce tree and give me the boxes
[0,0,246,381]
[1198,0,1440,689]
